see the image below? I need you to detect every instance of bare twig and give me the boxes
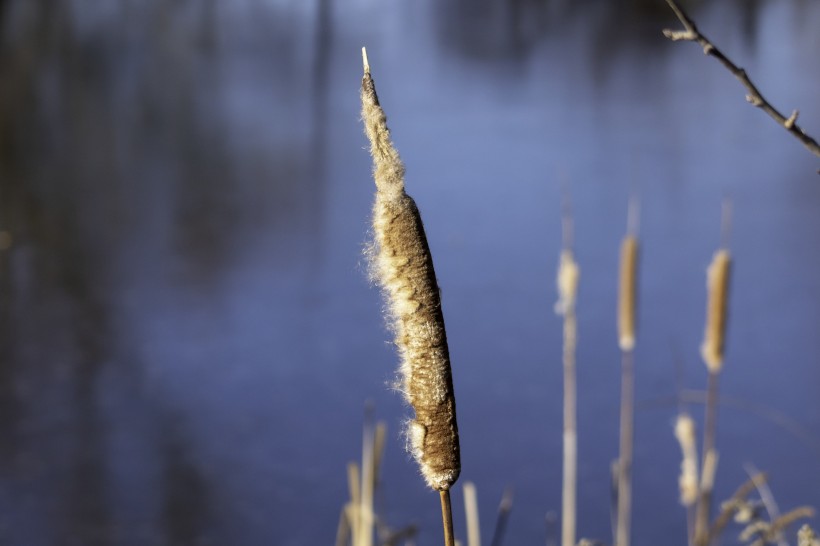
[662,0,820,159]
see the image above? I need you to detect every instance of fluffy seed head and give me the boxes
[361,52,460,491]
[674,413,699,506]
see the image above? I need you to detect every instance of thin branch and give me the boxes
[662,0,820,159]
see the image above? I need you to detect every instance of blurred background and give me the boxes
[0,0,819,544]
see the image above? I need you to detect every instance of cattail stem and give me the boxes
[441,490,456,546]
[556,247,579,546]
[615,228,638,546]
[489,487,513,546]
[615,349,635,546]
[694,371,720,546]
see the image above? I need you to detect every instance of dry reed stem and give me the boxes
[615,349,634,546]
[615,229,638,546]
[489,487,513,546]
[346,463,362,545]
[662,0,820,159]
[360,48,460,492]
[336,504,354,546]
[359,419,376,546]
[695,447,720,546]
[441,490,456,546]
[556,246,579,546]
[701,250,731,373]
[743,463,787,546]
[464,482,481,546]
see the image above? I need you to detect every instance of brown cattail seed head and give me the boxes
[617,235,638,351]
[701,249,731,373]
[674,413,699,507]
[361,52,460,491]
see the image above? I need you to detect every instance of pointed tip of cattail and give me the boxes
[362,47,370,75]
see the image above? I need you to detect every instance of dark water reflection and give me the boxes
[0,0,819,544]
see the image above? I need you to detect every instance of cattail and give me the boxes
[360,48,460,493]
[617,236,638,352]
[701,249,731,373]
[615,214,639,546]
[556,245,579,546]
[674,413,699,507]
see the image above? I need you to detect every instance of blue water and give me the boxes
[0,0,819,544]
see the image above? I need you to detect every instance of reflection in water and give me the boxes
[0,0,818,544]
[435,0,550,60]
[159,417,213,546]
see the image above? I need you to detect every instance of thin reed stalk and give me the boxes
[615,222,638,546]
[489,487,513,546]
[556,235,579,546]
[464,482,481,546]
[693,218,732,546]
[694,373,720,546]
[359,419,376,546]
[615,349,635,546]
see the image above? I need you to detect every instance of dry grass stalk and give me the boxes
[360,419,376,546]
[556,237,579,546]
[463,481,481,546]
[694,448,720,546]
[360,47,460,546]
[336,505,354,546]
[488,487,513,546]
